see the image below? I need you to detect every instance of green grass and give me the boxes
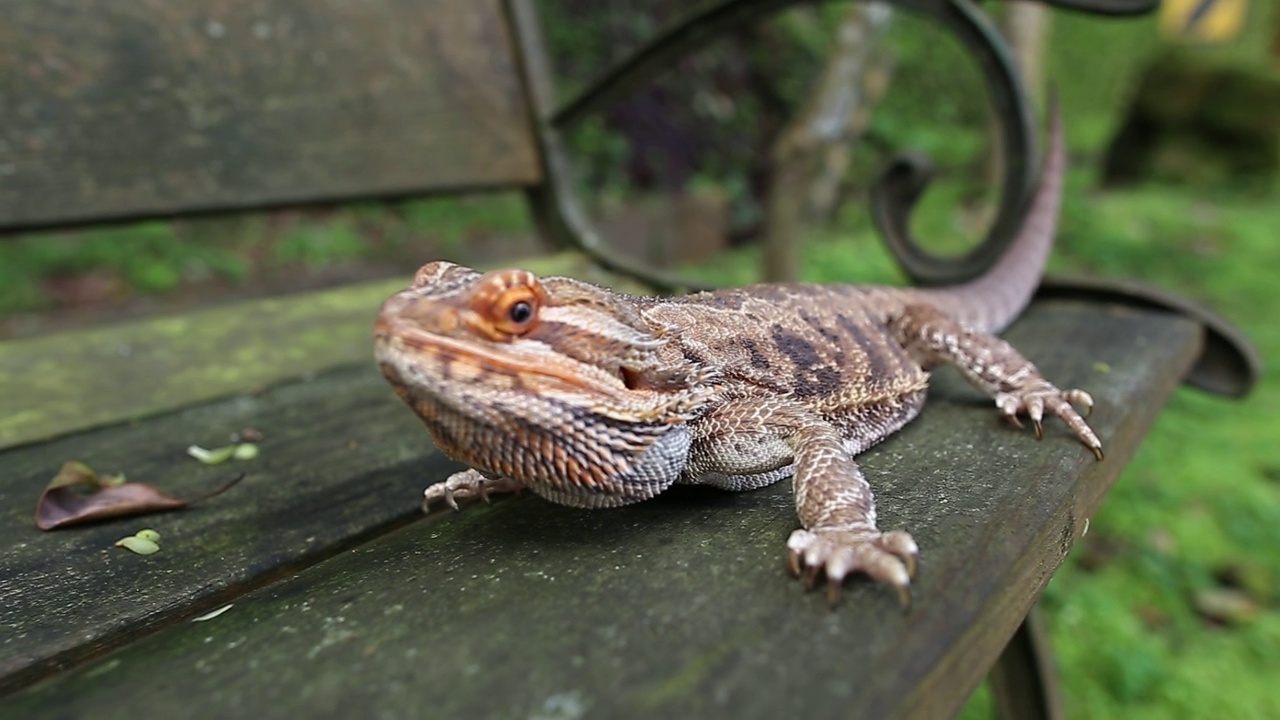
[1039,179,1280,719]
[0,222,249,314]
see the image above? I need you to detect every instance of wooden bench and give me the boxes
[0,1,1256,718]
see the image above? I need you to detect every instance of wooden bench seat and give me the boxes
[0,298,1202,717]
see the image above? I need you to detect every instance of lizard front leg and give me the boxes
[686,399,920,606]
[786,421,919,607]
[422,469,522,512]
[892,303,1104,460]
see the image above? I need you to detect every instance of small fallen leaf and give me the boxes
[1093,361,1112,374]
[135,528,161,543]
[232,443,259,460]
[187,444,237,465]
[36,461,244,530]
[192,604,234,622]
[114,536,160,555]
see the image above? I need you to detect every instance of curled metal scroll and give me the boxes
[509,0,1157,292]
[870,0,1035,287]
[871,0,1158,286]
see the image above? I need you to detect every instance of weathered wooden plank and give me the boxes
[0,364,462,693]
[0,278,404,451]
[0,0,540,230]
[0,303,1202,716]
[0,254,616,452]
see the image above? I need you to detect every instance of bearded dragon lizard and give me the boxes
[373,110,1101,606]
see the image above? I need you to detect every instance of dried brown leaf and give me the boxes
[35,461,244,530]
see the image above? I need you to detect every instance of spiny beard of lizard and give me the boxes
[373,261,719,508]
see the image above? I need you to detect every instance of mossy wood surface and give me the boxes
[0,255,603,452]
[1,302,1201,718]
[0,0,539,231]
[0,364,461,693]
[0,279,405,451]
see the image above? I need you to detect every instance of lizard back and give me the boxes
[639,284,929,413]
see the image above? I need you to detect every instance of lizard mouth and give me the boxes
[375,318,626,399]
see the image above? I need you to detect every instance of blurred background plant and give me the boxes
[2,2,1277,716]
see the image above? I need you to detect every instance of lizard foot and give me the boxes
[422,469,522,513]
[995,381,1103,461]
[786,526,918,608]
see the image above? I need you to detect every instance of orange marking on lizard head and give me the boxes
[462,269,548,342]
[375,265,633,403]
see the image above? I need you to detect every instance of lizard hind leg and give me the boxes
[892,303,1104,460]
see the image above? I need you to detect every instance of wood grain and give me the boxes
[0,0,540,230]
[0,302,1202,716]
[0,364,463,693]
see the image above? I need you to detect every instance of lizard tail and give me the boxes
[920,99,1065,334]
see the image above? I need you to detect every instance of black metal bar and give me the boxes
[1037,0,1158,16]
[1038,274,1262,398]
[988,605,1066,720]
[871,0,1035,286]
[552,0,799,132]
[506,0,714,292]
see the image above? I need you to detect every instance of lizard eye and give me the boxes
[469,269,545,338]
[494,290,539,335]
[507,300,534,325]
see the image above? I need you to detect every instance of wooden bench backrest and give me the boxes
[0,0,541,231]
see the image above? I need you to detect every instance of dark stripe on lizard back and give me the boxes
[739,338,774,371]
[833,312,898,383]
[770,324,843,398]
[800,310,848,368]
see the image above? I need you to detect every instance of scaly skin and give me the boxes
[372,109,1101,606]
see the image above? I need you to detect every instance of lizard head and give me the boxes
[373,261,717,507]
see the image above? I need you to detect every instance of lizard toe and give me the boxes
[995,381,1104,460]
[423,470,522,513]
[786,526,917,608]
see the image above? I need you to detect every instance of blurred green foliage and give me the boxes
[0,222,249,313]
[396,195,531,250]
[270,221,366,269]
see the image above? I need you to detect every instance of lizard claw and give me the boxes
[995,381,1102,460]
[1066,388,1095,418]
[786,526,918,609]
[422,469,522,514]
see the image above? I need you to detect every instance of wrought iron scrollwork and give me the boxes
[507,0,1159,292]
